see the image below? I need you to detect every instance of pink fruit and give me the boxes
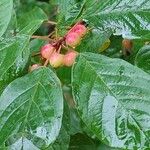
[29,64,41,72]
[63,50,78,67]
[122,39,133,50]
[65,32,80,48]
[40,44,55,59]
[49,52,64,68]
[72,24,87,37]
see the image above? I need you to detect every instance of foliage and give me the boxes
[0,0,150,149]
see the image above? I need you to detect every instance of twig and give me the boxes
[57,45,62,53]
[31,35,53,42]
[31,52,40,57]
[62,44,69,50]
[44,59,49,66]
[47,20,57,25]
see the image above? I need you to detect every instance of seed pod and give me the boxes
[41,44,55,59]
[63,50,78,67]
[72,24,87,37]
[49,52,64,68]
[122,39,133,56]
[122,39,133,50]
[65,32,81,48]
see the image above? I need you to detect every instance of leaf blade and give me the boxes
[135,45,150,74]
[72,52,150,149]
[57,0,150,39]
[0,35,30,94]
[0,67,63,148]
[17,7,48,35]
[0,0,13,37]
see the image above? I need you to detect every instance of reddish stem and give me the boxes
[44,59,49,66]
[53,37,66,52]
[57,45,62,53]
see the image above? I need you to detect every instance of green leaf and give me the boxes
[0,0,13,37]
[17,7,48,35]
[8,137,40,150]
[56,0,85,36]
[56,0,80,24]
[30,39,47,53]
[30,39,47,64]
[97,142,120,150]
[102,35,123,59]
[3,8,18,38]
[135,45,150,74]
[69,133,96,150]
[0,35,30,94]
[57,0,150,39]
[48,102,70,150]
[77,29,112,53]
[56,0,78,19]
[69,108,95,138]
[72,52,150,149]
[57,67,72,84]
[0,67,63,148]
[82,0,150,38]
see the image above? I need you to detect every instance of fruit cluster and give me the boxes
[30,21,88,71]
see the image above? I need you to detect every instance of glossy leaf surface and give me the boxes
[0,0,13,37]
[135,45,150,74]
[0,67,63,148]
[17,7,47,35]
[0,35,30,94]
[72,52,150,149]
[57,0,150,38]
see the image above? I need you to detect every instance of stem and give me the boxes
[55,28,58,39]
[31,35,53,42]
[44,59,49,66]
[48,31,55,38]
[53,37,65,51]
[47,20,57,25]
[57,45,62,53]
[62,44,69,50]
[31,52,40,57]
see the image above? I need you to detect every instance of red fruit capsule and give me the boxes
[65,32,80,48]
[41,44,55,59]
[49,52,64,68]
[72,24,87,37]
[122,39,133,50]
[63,50,78,67]
[122,39,133,56]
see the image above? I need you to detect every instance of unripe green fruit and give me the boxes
[65,32,80,48]
[49,52,64,68]
[41,44,55,59]
[63,50,78,67]
[72,24,87,37]
[29,64,41,72]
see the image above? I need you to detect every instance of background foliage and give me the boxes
[0,0,150,149]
